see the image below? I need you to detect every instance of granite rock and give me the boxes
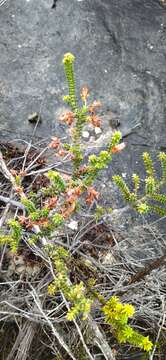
[0,0,166,223]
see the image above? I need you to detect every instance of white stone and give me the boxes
[82,130,90,139]
[67,220,78,231]
[94,127,102,135]
[147,42,154,50]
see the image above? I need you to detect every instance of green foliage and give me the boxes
[95,205,112,221]
[108,130,122,151]
[89,150,112,170]
[70,144,84,172]
[94,205,106,221]
[112,175,136,202]
[145,176,156,195]
[159,152,166,180]
[149,204,166,216]
[102,296,153,352]
[15,175,21,186]
[0,52,158,355]
[151,193,166,203]
[0,220,22,252]
[21,196,36,213]
[47,170,67,192]
[7,220,22,251]
[132,174,140,194]
[28,233,41,245]
[29,208,50,221]
[52,213,64,227]
[113,152,166,216]
[82,139,124,185]
[0,234,12,247]
[136,202,150,214]
[47,246,92,321]
[143,152,155,177]
[63,53,77,112]
[47,245,153,352]
[63,53,87,140]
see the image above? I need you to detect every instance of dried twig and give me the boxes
[62,293,95,360]
[87,315,115,360]
[6,322,37,360]
[149,297,165,360]
[0,150,16,187]
[127,255,166,285]
[0,195,25,210]
[30,286,77,360]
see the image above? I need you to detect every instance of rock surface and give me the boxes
[0,0,166,219]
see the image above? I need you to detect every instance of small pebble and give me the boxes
[94,127,102,135]
[82,130,90,139]
[67,220,78,231]
[89,136,95,142]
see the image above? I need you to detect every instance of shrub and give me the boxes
[1,52,166,356]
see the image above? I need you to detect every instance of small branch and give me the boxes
[62,293,95,360]
[127,255,166,285]
[149,297,165,360]
[0,203,11,228]
[0,150,16,187]
[0,195,25,211]
[6,322,36,360]
[52,0,58,9]
[87,315,116,360]
[30,286,77,360]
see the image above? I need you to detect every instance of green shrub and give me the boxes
[2,52,166,355]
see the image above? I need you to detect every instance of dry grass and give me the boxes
[0,138,165,360]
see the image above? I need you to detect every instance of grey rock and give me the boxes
[82,130,90,139]
[0,0,165,147]
[0,0,166,226]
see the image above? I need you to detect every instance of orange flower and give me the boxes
[61,203,76,219]
[60,111,75,126]
[66,189,77,205]
[15,186,23,194]
[48,137,61,149]
[57,149,66,157]
[88,101,101,113]
[10,169,17,176]
[19,170,27,177]
[74,186,82,196]
[45,196,58,210]
[111,142,126,153]
[18,215,28,226]
[66,186,82,203]
[62,173,72,182]
[90,114,101,127]
[18,216,33,230]
[80,86,89,102]
[86,187,99,205]
[36,158,46,166]
[33,218,49,227]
